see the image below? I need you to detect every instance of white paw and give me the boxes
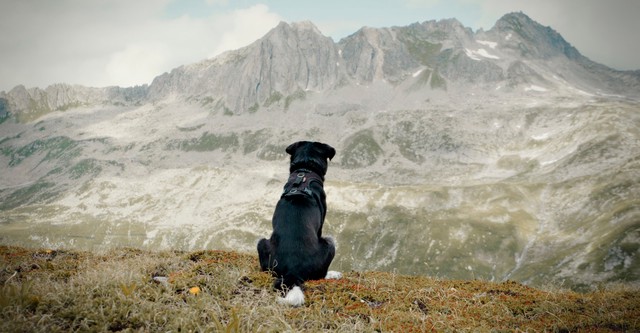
[276,286,305,307]
[325,270,342,280]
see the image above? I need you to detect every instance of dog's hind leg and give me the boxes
[257,238,273,272]
[317,237,342,279]
[322,236,337,263]
[320,236,342,280]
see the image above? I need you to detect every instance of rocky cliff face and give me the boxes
[146,21,343,113]
[0,84,147,122]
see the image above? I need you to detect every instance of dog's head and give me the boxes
[286,141,336,177]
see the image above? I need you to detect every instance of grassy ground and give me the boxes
[1,246,638,332]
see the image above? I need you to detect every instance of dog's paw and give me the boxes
[276,286,305,307]
[325,270,342,280]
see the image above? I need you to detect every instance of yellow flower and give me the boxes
[189,286,201,295]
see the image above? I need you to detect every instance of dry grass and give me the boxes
[1,245,638,332]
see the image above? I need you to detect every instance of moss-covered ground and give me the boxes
[1,246,638,332]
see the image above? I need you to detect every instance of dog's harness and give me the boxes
[281,168,327,222]
[281,169,323,199]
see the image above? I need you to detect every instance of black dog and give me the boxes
[257,141,342,306]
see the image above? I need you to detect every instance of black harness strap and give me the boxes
[281,169,329,239]
[281,169,327,221]
[282,169,323,199]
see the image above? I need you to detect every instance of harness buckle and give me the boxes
[293,173,305,186]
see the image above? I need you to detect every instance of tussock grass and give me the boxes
[1,245,638,332]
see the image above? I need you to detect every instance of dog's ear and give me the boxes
[285,142,303,156]
[314,142,336,161]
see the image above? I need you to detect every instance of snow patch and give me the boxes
[477,40,497,49]
[540,158,560,166]
[524,85,548,92]
[465,49,481,61]
[465,48,500,61]
[572,87,594,97]
[412,68,425,78]
[596,92,626,99]
[531,132,550,141]
[505,33,512,40]
[475,49,500,59]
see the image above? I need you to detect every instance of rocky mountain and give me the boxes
[1,12,639,291]
[136,12,640,110]
[0,84,147,123]
[1,12,638,120]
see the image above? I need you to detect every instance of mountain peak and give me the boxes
[497,11,535,26]
[291,20,323,34]
[270,20,325,38]
[493,12,581,60]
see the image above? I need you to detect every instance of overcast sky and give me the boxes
[1,0,638,92]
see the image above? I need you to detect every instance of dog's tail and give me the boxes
[274,275,305,307]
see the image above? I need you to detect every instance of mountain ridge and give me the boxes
[1,12,639,121]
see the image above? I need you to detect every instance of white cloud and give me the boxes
[106,43,171,87]
[0,1,281,90]
[209,4,282,57]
